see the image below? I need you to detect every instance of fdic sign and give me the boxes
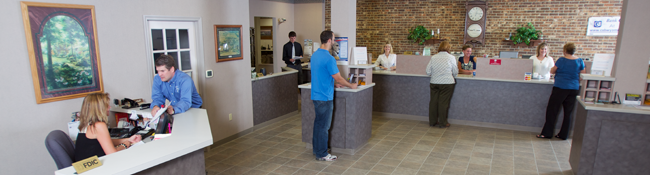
[586,16,620,36]
[72,155,102,174]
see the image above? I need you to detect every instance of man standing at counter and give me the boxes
[283,31,304,85]
[311,30,357,161]
[150,55,203,117]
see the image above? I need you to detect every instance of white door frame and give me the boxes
[142,16,205,96]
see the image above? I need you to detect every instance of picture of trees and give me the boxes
[21,2,103,104]
[40,15,94,90]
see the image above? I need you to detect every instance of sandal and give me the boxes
[554,135,566,140]
[536,135,551,139]
[430,122,438,127]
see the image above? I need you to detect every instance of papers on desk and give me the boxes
[153,103,168,119]
[154,134,172,141]
[129,110,139,120]
[130,141,145,147]
[68,121,80,141]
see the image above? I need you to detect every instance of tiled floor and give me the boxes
[205,114,574,175]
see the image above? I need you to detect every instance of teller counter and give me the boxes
[571,99,650,175]
[299,83,375,155]
[55,108,212,175]
[372,70,566,132]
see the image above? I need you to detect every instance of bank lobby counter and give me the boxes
[55,108,213,175]
[251,67,299,125]
[372,70,564,131]
[299,83,375,155]
[570,99,650,175]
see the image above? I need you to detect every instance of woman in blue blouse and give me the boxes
[537,43,585,140]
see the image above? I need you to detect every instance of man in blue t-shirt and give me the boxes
[310,31,357,161]
[149,55,203,117]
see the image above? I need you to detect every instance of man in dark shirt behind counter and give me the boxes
[283,31,304,85]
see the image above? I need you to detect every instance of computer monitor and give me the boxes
[500,51,519,58]
[155,113,173,134]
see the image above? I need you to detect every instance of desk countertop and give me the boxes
[299,83,375,92]
[577,97,650,115]
[373,70,555,85]
[252,68,298,82]
[55,108,212,175]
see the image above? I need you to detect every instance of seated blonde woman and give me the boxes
[74,93,142,161]
[374,43,397,70]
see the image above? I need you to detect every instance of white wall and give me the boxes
[0,0,252,174]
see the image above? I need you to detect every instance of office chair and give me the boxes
[45,130,75,170]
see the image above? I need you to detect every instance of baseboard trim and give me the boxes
[209,110,300,149]
[372,111,543,133]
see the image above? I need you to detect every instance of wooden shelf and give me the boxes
[424,38,448,45]
[502,39,546,47]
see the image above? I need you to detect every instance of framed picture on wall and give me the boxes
[214,25,243,62]
[260,26,272,40]
[20,2,104,104]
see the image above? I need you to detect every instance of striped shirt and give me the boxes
[426,51,458,84]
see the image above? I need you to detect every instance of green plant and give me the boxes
[407,25,432,45]
[510,22,542,45]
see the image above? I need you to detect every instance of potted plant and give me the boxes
[407,25,432,45]
[510,22,542,46]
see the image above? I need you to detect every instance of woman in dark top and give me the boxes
[457,45,476,74]
[75,93,141,161]
[537,43,585,140]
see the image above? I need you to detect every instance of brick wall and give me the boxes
[326,0,622,60]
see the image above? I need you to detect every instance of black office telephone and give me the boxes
[121,98,138,109]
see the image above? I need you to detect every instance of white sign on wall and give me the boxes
[586,16,620,36]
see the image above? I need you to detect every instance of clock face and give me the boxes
[468,7,484,21]
[467,24,482,38]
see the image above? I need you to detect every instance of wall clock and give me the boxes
[463,0,488,45]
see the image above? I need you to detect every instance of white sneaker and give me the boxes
[316,154,337,161]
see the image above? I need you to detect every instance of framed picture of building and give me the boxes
[214,25,243,62]
[21,2,104,104]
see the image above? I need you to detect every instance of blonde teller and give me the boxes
[374,43,397,70]
[530,43,555,79]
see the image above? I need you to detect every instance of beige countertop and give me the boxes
[577,97,650,115]
[580,74,615,81]
[373,70,555,84]
[299,83,376,92]
[251,67,298,82]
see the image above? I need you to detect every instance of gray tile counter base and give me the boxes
[301,88,373,155]
[373,74,567,128]
[136,150,205,175]
[252,72,299,125]
[571,104,650,175]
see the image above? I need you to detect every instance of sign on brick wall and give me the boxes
[587,16,620,36]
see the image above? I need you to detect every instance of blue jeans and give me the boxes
[312,100,333,158]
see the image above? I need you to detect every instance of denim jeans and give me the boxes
[312,100,334,158]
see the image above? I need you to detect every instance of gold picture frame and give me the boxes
[21,2,103,104]
[214,25,243,62]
